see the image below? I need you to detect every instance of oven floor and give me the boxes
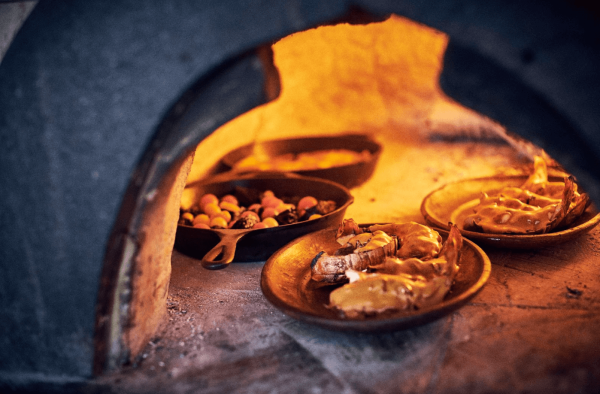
[98,137,600,393]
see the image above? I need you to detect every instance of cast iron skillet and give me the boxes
[216,134,382,189]
[174,172,354,270]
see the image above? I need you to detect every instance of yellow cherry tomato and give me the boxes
[192,214,210,226]
[181,212,194,222]
[275,203,294,213]
[219,201,240,212]
[308,214,322,220]
[214,210,231,223]
[203,202,221,217]
[193,223,210,229]
[262,217,279,228]
[210,216,228,229]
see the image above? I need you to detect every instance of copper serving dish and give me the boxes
[421,175,600,249]
[217,134,382,189]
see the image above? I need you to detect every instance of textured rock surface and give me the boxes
[98,137,600,394]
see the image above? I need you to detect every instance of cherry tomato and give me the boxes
[219,201,240,212]
[203,202,221,217]
[298,196,318,211]
[192,214,210,226]
[199,193,218,208]
[276,203,294,213]
[261,207,279,220]
[308,214,322,220]
[193,223,210,229]
[262,217,279,228]
[214,210,231,223]
[210,216,228,229]
[221,194,238,206]
[252,222,267,229]
[261,196,283,208]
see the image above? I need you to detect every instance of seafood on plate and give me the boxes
[310,219,462,317]
[463,156,590,234]
[311,219,442,283]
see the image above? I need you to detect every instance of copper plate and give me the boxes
[260,226,491,332]
[421,175,600,249]
[217,134,382,189]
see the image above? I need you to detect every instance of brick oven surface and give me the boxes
[96,137,600,393]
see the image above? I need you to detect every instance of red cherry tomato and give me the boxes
[297,196,318,211]
[261,196,283,208]
[261,207,279,220]
[199,194,219,208]
[221,194,238,206]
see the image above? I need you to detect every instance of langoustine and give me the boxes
[463,156,590,234]
[310,220,442,283]
[328,224,463,317]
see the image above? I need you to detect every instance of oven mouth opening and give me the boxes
[93,11,598,375]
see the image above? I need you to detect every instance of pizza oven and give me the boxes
[1,0,600,392]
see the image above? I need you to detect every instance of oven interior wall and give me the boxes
[186,16,506,185]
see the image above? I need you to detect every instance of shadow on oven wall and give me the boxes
[0,0,598,386]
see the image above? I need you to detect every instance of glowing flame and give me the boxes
[187,14,504,185]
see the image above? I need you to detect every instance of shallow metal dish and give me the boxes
[260,226,491,332]
[217,134,382,189]
[421,175,600,249]
[174,173,353,269]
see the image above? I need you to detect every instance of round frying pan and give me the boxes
[174,172,354,269]
[217,134,382,189]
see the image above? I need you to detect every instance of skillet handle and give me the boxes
[200,230,249,270]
